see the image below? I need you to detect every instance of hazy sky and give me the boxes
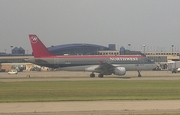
[1,0,180,53]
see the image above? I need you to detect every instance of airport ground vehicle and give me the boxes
[8,69,18,74]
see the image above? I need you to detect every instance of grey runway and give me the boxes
[0,100,180,115]
[0,71,180,82]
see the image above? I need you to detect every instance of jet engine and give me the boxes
[113,67,126,76]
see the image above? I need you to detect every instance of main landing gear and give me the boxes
[90,73,95,78]
[90,73,104,78]
[98,73,104,78]
[137,70,142,77]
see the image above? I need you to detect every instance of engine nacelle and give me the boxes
[113,67,126,76]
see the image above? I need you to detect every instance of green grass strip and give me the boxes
[1,80,180,102]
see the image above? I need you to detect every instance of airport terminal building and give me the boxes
[48,43,111,55]
[0,42,180,72]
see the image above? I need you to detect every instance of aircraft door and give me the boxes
[54,58,59,67]
[139,57,145,65]
[135,58,144,70]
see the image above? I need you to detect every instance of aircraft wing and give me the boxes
[85,62,126,76]
[85,62,119,74]
[94,63,114,74]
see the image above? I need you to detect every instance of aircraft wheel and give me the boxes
[90,73,95,78]
[98,73,104,78]
[137,70,142,77]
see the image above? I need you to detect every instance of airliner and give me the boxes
[26,34,157,77]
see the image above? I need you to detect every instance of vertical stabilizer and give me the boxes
[29,34,54,58]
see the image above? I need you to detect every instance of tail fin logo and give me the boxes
[30,36,38,43]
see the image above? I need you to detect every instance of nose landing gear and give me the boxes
[137,70,141,77]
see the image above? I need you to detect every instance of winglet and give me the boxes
[29,34,54,58]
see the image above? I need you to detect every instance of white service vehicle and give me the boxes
[8,69,18,74]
